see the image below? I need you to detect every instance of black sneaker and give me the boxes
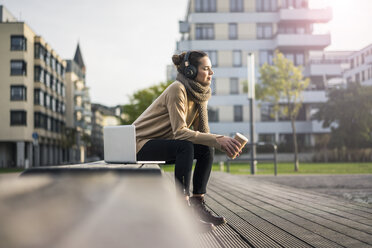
[190,196,227,226]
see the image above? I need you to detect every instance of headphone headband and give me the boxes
[184,51,191,66]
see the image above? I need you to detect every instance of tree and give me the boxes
[314,83,372,151]
[257,50,310,171]
[122,81,172,124]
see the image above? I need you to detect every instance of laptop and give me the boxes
[103,125,165,164]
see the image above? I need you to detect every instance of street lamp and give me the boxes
[247,53,257,175]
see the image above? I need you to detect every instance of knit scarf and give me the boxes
[176,73,211,133]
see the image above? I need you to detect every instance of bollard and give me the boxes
[219,161,224,172]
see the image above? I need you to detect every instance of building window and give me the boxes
[233,50,242,67]
[10,60,27,76]
[259,133,275,143]
[34,89,44,106]
[45,72,50,87]
[230,0,244,12]
[34,66,45,83]
[44,93,50,108]
[208,107,219,122]
[61,84,66,97]
[205,50,217,67]
[257,23,272,39]
[10,86,27,101]
[211,78,216,95]
[229,23,238,39]
[11,35,27,51]
[51,97,56,112]
[34,112,46,129]
[257,0,277,12]
[195,0,216,12]
[259,50,274,66]
[295,53,304,65]
[195,24,214,40]
[282,0,307,8]
[234,105,243,122]
[260,104,275,121]
[10,110,27,126]
[34,43,46,60]
[230,78,239,94]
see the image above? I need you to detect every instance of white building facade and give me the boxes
[175,0,336,150]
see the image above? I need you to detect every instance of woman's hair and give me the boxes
[172,50,208,74]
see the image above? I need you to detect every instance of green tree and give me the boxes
[314,83,372,150]
[122,81,172,124]
[257,50,310,171]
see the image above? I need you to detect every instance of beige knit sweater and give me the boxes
[133,81,223,154]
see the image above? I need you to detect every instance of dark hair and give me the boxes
[172,50,208,74]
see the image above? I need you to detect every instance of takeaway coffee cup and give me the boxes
[231,133,248,159]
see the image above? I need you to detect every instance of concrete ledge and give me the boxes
[21,160,162,176]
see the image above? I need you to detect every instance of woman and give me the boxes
[133,50,241,229]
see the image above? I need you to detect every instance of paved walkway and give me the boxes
[195,172,372,248]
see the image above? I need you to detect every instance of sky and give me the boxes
[1,0,372,106]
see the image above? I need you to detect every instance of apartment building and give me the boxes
[344,43,372,86]
[0,6,67,167]
[90,104,123,160]
[65,44,92,163]
[175,0,334,149]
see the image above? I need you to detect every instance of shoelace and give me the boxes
[199,199,213,214]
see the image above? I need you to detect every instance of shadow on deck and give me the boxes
[187,172,372,248]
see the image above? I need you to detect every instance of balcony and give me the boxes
[279,7,332,23]
[275,33,330,49]
[366,55,372,65]
[74,90,84,96]
[304,63,344,77]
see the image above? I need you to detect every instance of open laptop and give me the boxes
[103,125,165,164]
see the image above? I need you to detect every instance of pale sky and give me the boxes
[2,0,372,106]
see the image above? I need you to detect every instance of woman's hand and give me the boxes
[216,136,242,158]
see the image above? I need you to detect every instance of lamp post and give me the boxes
[247,53,257,175]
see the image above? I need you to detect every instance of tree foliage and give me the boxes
[257,50,310,171]
[122,81,172,124]
[314,83,372,149]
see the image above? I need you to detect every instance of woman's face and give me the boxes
[195,56,214,86]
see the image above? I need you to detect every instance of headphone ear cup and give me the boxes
[184,65,197,79]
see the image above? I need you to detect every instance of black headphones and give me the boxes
[183,51,198,79]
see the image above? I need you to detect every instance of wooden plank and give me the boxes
[0,173,203,248]
[208,173,372,248]
[234,180,372,230]
[209,180,363,248]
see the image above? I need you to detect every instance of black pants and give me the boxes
[137,139,214,196]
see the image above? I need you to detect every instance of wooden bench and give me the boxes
[0,161,202,248]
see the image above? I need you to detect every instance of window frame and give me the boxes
[10,60,27,76]
[195,0,216,12]
[10,110,27,126]
[233,50,242,67]
[234,105,243,122]
[195,23,215,40]
[230,0,244,12]
[10,85,27,101]
[229,23,238,40]
[10,35,27,51]
[230,78,239,94]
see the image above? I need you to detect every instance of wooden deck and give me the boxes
[194,172,372,248]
